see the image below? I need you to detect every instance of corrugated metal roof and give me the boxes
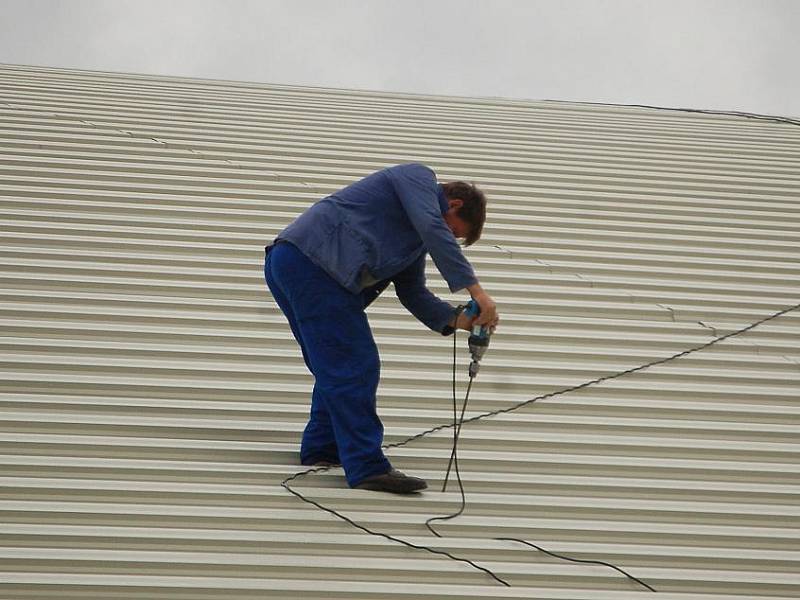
[1,63,799,599]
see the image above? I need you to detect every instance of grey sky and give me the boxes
[1,0,798,118]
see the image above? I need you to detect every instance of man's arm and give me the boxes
[393,255,499,335]
[392,254,458,334]
[387,164,499,327]
[386,164,477,293]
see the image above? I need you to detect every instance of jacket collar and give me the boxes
[436,184,449,214]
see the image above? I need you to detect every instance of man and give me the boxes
[264,163,499,494]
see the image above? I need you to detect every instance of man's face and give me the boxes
[444,199,470,240]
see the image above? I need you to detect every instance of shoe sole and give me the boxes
[356,480,427,494]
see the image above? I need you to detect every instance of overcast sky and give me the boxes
[1,0,798,118]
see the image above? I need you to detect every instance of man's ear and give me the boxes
[448,198,464,210]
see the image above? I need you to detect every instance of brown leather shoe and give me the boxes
[355,469,427,494]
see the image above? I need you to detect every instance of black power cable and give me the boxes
[544,100,800,128]
[281,300,800,590]
[281,463,510,586]
[422,323,656,592]
[424,318,471,537]
[496,537,658,593]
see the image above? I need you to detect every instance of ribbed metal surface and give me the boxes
[1,63,799,599]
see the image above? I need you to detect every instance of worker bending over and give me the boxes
[264,163,499,493]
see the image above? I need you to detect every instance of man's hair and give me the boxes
[441,181,487,246]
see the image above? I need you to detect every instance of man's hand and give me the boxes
[452,311,475,331]
[466,282,499,331]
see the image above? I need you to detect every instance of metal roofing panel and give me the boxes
[1,63,799,598]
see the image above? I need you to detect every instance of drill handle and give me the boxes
[464,299,480,318]
[464,300,489,340]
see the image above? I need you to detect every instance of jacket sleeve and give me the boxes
[392,253,457,335]
[386,163,478,293]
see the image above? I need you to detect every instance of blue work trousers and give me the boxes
[264,242,392,487]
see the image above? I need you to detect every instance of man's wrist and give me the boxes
[466,282,484,298]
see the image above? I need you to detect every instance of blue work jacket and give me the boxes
[269,163,478,333]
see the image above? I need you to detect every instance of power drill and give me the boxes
[463,300,491,378]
